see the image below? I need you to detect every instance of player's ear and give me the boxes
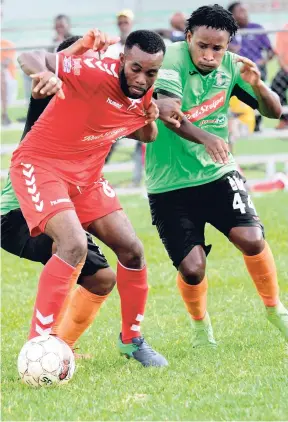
[119,53,125,66]
[186,30,192,43]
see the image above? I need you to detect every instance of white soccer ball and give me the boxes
[17,335,75,388]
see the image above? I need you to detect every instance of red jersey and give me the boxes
[11,53,153,185]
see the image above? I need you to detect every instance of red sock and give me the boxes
[29,254,76,339]
[117,261,148,344]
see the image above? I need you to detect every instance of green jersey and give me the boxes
[146,42,258,194]
[1,174,20,215]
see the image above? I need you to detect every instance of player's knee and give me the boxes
[230,226,264,256]
[79,268,116,296]
[118,237,145,269]
[179,257,206,285]
[57,232,87,266]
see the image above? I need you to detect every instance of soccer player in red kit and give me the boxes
[11,29,179,367]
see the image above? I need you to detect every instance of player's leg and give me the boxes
[149,188,217,348]
[56,235,116,350]
[73,177,167,366]
[208,170,288,341]
[10,163,87,339]
[1,208,116,349]
[88,211,168,367]
[230,227,288,340]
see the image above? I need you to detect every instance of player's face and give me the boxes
[119,46,164,99]
[55,18,70,37]
[187,26,230,73]
[232,4,249,27]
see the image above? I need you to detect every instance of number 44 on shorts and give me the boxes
[228,175,257,215]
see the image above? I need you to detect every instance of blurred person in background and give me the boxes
[1,38,17,126]
[271,23,288,129]
[1,0,18,126]
[20,14,73,119]
[228,2,274,131]
[51,14,73,52]
[156,12,186,44]
[104,9,134,59]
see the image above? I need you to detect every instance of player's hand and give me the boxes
[144,102,160,124]
[30,71,65,99]
[82,29,120,53]
[236,56,261,87]
[156,98,184,128]
[202,133,229,165]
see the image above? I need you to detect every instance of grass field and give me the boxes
[1,191,288,421]
[1,82,288,420]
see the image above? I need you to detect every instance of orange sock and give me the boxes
[177,273,208,320]
[56,285,109,348]
[243,241,279,307]
[51,259,85,336]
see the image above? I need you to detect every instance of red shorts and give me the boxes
[10,162,122,236]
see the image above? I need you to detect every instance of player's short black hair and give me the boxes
[56,36,82,52]
[227,2,242,14]
[185,4,238,37]
[55,14,70,23]
[125,30,166,55]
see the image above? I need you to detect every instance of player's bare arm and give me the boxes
[154,98,184,128]
[158,93,229,165]
[18,29,120,99]
[237,56,282,119]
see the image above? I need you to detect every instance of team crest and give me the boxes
[214,72,228,87]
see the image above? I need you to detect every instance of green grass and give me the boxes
[1,192,288,421]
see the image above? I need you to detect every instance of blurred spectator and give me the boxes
[228,2,274,131]
[156,12,186,43]
[51,14,73,52]
[228,96,256,151]
[271,23,288,129]
[104,9,134,59]
[1,39,17,126]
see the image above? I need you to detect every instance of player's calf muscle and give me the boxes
[79,268,116,296]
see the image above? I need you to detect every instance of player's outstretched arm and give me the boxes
[236,56,282,119]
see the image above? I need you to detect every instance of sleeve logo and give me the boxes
[63,56,72,73]
[72,58,82,75]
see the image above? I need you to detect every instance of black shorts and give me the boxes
[1,209,109,278]
[148,170,264,268]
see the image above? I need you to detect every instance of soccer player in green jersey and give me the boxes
[146,4,287,347]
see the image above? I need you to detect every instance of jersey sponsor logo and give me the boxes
[199,114,228,128]
[184,91,226,122]
[83,59,118,78]
[81,127,127,142]
[72,58,82,75]
[63,56,72,73]
[107,97,123,109]
[50,198,71,206]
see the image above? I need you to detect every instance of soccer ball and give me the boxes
[17,335,75,387]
